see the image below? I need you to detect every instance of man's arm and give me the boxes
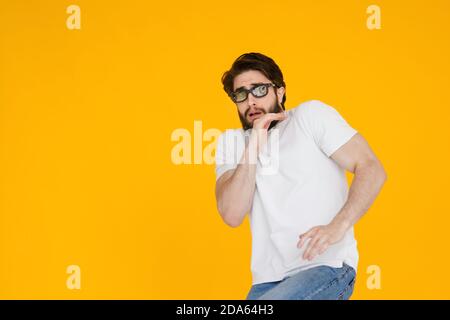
[215,112,287,228]
[297,133,387,260]
[215,134,258,228]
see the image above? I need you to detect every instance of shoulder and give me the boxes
[290,99,338,119]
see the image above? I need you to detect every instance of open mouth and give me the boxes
[248,111,263,120]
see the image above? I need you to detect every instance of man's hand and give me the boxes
[297,220,351,261]
[251,112,287,153]
[253,112,286,130]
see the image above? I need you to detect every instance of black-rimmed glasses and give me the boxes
[229,83,276,103]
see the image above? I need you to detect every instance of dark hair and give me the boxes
[221,52,286,110]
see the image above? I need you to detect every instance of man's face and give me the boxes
[232,70,285,130]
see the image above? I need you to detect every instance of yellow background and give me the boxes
[1,0,449,299]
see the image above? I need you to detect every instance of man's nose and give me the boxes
[246,92,257,107]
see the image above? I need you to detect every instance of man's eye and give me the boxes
[235,91,246,100]
[254,85,267,96]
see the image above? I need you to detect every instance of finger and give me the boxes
[309,239,330,260]
[262,116,281,129]
[318,241,330,255]
[266,112,286,120]
[298,226,317,240]
[303,234,322,260]
[254,113,287,130]
[261,113,286,123]
[304,233,329,260]
[272,112,287,118]
[298,228,317,249]
[297,228,317,249]
[278,112,287,119]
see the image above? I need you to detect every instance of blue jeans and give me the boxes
[246,263,356,300]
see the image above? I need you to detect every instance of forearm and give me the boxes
[332,160,387,229]
[217,133,259,225]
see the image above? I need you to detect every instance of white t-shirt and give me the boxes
[215,99,359,285]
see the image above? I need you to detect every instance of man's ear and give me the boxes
[276,86,285,104]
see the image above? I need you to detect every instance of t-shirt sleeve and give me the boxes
[296,100,358,157]
[215,129,246,181]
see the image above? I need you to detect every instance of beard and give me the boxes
[238,99,284,131]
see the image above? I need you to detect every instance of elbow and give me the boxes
[222,210,245,228]
[218,205,245,228]
[224,216,243,228]
[378,161,388,184]
[373,160,388,188]
[382,168,387,183]
[216,192,249,228]
[356,158,388,186]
